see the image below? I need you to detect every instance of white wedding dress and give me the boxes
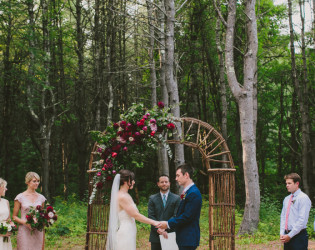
[116,204,137,250]
[106,174,137,250]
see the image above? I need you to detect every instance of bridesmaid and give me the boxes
[13,172,46,250]
[0,178,12,250]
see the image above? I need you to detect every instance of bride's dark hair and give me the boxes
[119,169,135,187]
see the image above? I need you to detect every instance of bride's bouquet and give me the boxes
[0,219,17,242]
[26,204,58,232]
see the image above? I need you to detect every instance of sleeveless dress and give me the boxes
[0,198,12,250]
[116,203,137,250]
[15,193,46,250]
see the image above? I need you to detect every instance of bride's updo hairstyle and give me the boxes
[119,169,135,187]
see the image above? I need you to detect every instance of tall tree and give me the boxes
[165,0,185,172]
[225,0,260,233]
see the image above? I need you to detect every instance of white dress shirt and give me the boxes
[280,188,311,238]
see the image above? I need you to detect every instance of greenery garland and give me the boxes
[89,102,176,204]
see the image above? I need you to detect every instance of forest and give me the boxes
[0,0,314,239]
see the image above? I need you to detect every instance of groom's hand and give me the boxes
[158,221,168,229]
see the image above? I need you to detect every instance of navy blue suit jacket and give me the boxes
[168,184,202,247]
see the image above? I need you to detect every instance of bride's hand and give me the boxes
[153,221,161,228]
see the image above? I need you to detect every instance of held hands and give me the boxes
[156,221,168,230]
[152,221,161,228]
[280,234,291,243]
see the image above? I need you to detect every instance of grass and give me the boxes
[9,194,315,249]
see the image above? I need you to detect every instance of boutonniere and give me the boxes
[292,200,296,204]
[180,193,186,200]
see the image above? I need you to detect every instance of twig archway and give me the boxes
[86,117,235,250]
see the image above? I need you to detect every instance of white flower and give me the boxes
[48,212,54,218]
[7,225,12,231]
[129,137,134,142]
[140,130,144,134]
[50,219,55,224]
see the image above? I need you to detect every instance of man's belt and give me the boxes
[285,228,307,236]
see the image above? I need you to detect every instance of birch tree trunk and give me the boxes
[164,0,185,170]
[225,0,260,233]
[157,0,170,175]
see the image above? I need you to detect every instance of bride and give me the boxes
[106,169,160,250]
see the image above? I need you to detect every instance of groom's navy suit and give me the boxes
[168,184,202,249]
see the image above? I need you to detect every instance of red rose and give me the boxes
[143,126,148,131]
[158,101,164,108]
[111,152,118,158]
[53,215,58,221]
[167,123,175,130]
[36,205,42,210]
[46,206,54,212]
[180,193,186,200]
[106,176,113,181]
[113,123,119,129]
[96,182,103,189]
[120,120,127,128]
[150,131,156,137]
[26,215,32,221]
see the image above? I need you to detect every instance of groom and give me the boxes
[158,163,202,250]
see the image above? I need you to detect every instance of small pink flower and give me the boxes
[150,131,156,137]
[102,167,106,171]
[97,172,102,176]
[143,115,147,119]
[150,119,156,124]
[123,146,128,152]
[150,123,157,132]
[146,113,150,117]
[143,126,148,131]
[111,152,118,158]
[112,170,117,174]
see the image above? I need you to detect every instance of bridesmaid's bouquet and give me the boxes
[0,219,17,242]
[26,204,58,232]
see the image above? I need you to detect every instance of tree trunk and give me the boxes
[164,0,185,171]
[225,0,260,234]
[288,0,310,195]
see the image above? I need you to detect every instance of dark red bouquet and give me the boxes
[26,204,57,232]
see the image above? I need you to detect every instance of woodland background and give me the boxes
[0,0,314,237]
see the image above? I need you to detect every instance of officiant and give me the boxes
[148,174,181,250]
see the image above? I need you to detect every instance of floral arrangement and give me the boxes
[89,102,177,204]
[26,204,57,232]
[0,219,17,242]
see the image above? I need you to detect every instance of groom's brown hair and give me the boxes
[177,163,194,179]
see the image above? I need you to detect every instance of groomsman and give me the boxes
[148,174,181,250]
[280,173,311,250]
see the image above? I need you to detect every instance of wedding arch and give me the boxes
[85,116,235,250]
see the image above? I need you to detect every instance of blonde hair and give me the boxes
[25,172,40,184]
[0,178,7,188]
